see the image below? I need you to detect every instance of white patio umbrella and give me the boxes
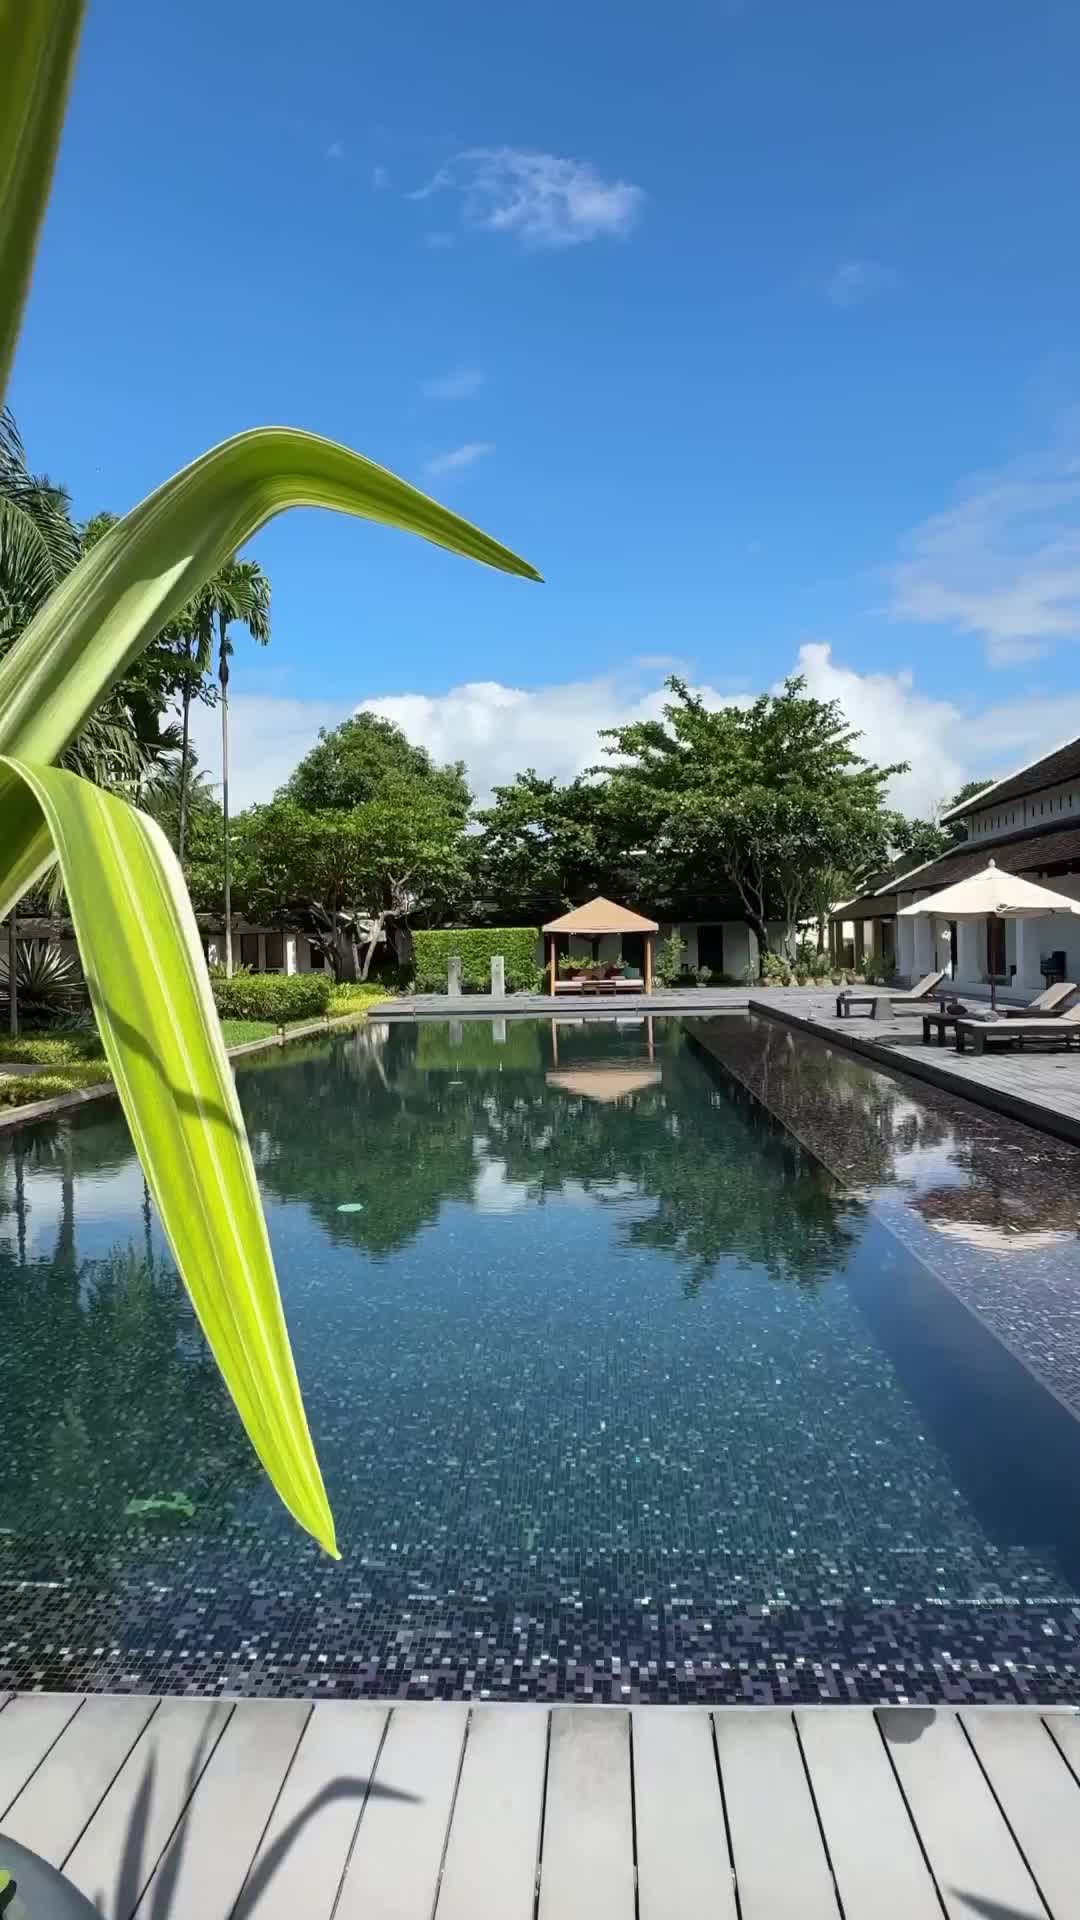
[898,857,1080,1007]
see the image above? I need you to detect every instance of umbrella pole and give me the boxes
[990,915,997,1010]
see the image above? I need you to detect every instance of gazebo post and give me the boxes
[548,934,556,997]
[644,935,653,995]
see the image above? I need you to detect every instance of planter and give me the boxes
[0,1836,101,1918]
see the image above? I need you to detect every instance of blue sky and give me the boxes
[12,0,1080,813]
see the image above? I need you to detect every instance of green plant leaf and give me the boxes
[0,427,541,903]
[0,426,541,769]
[0,0,86,399]
[0,753,338,1557]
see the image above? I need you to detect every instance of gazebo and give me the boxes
[541,896,660,996]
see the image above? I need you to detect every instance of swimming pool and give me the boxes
[3,1013,1080,1703]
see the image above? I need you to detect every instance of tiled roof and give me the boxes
[944,738,1080,818]
[895,822,1080,894]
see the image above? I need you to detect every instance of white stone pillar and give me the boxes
[913,914,936,977]
[896,911,915,983]
[1014,917,1047,994]
[956,919,982,992]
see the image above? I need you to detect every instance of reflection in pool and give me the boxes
[2,1014,1080,1703]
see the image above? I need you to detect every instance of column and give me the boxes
[1013,917,1047,994]
[896,912,915,982]
[912,916,935,977]
[956,918,983,992]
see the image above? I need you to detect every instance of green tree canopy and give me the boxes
[601,677,906,950]
[284,710,470,818]
[234,776,469,977]
[471,769,643,921]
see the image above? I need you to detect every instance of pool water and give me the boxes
[2,1014,1080,1703]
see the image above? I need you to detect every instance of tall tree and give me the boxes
[604,677,905,954]
[234,778,468,980]
[213,558,270,974]
[284,710,470,817]
[472,770,641,920]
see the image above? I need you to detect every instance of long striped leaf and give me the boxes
[0,0,86,398]
[0,754,337,1556]
[0,426,541,768]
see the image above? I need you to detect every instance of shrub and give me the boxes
[0,940,86,1026]
[760,950,789,983]
[413,927,540,992]
[211,972,331,1022]
[654,930,687,987]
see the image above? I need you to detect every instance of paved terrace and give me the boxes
[2,1693,1080,1919]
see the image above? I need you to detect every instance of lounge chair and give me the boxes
[1000,979,1077,1016]
[836,970,945,1019]
[955,1005,1080,1055]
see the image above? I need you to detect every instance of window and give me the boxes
[264,932,285,971]
[308,943,326,969]
[986,915,1007,980]
[240,932,260,968]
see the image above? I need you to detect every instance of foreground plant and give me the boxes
[0,0,540,1554]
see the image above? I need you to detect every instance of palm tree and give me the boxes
[214,559,270,974]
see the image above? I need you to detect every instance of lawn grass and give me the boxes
[218,1017,277,1047]
[0,987,394,1111]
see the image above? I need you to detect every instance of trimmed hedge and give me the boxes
[413,927,540,992]
[211,972,331,1021]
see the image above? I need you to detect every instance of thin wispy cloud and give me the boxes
[411,147,644,249]
[889,441,1080,667]
[826,259,896,306]
[423,365,485,401]
[325,139,345,162]
[372,163,391,189]
[425,441,495,477]
[425,231,455,250]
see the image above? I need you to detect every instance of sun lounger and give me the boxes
[955,1005,1080,1055]
[836,970,945,1019]
[1001,979,1077,1016]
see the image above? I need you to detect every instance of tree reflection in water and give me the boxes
[245,1018,862,1293]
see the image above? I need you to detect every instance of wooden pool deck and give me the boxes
[2,1694,1080,1918]
[754,992,1080,1148]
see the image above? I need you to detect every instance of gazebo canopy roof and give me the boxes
[546,1067,662,1105]
[542,895,659,935]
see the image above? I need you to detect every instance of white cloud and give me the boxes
[423,365,485,401]
[362,648,1080,819]
[424,441,494,476]
[189,649,1080,825]
[826,260,895,306]
[372,163,391,190]
[890,443,1080,665]
[411,147,644,249]
[326,139,345,162]
[189,694,342,811]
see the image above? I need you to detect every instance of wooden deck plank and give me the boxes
[0,1694,84,1821]
[633,1707,736,1920]
[715,1711,839,1920]
[2,1695,157,1868]
[333,1702,468,1920]
[963,1708,1080,1920]
[65,1696,233,1920]
[1045,1710,1080,1778]
[134,1700,310,1920]
[796,1708,940,1920]
[879,1708,1045,1920]
[233,1703,390,1920]
[537,1709,635,1920]
[435,1708,548,1920]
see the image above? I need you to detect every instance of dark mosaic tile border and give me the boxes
[687,1014,1080,1427]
